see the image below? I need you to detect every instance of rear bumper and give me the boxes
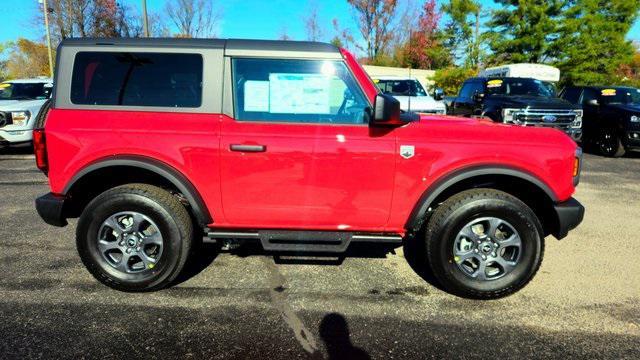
[552,197,584,240]
[35,193,68,227]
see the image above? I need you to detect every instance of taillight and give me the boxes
[33,128,48,174]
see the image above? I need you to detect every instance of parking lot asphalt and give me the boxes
[0,148,639,359]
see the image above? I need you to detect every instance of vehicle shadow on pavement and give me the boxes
[173,241,221,286]
[319,313,371,360]
[0,146,33,155]
[402,234,446,292]
[229,242,401,266]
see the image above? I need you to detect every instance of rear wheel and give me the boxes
[598,128,625,157]
[76,184,193,292]
[425,189,544,299]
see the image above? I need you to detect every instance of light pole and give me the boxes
[39,0,54,78]
[142,0,150,37]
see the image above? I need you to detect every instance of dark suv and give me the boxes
[560,86,640,157]
[449,77,583,141]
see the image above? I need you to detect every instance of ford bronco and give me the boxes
[34,38,584,299]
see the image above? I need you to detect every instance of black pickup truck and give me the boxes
[559,86,640,157]
[448,77,583,141]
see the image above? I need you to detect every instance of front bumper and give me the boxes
[552,197,584,240]
[0,129,34,145]
[35,193,68,227]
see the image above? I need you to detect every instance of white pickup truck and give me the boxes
[0,78,53,148]
[373,76,447,115]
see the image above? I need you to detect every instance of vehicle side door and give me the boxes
[580,88,601,138]
[453,81,475,117]
[218,57,396,230]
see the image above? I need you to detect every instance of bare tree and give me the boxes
[303,1,323,41]
[278,26,292,41]
[347,0,400,61]
[165,0,221,38]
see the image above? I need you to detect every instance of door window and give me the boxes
[232,58,370,124]
[581,88,599,105]
[459,82,474,98]
[561,87,582,104]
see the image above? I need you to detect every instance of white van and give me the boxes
[0,78,53,148]
[373,76,447,115]
[480,64,561,83]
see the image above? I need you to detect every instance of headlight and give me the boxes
[502,108,522,123]
[572,109,583,128]
[10,111,30,126]
[631,115,639,123]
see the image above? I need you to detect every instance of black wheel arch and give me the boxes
[62,155,212,225]
[405,165,559,236]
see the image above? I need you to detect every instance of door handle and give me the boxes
[230,144,266,153]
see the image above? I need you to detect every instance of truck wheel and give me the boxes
[424,189,544,299]
[598,129,625,157]
[76,184,193,292]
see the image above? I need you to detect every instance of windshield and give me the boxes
[375,79,428,97]
[600,88,640,105]
[0,82,51,100]
[485,78,556,98]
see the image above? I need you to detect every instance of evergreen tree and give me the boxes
[441,0,484,68]
[554,0,640,86]
[486,0,564,65]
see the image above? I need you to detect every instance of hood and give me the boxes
[393,95,446,112]
[486,95,576,110]
[0,98,47,111]
[605,103,640,114]
[411,113,576,148]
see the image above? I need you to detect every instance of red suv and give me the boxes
[34,38,584,299]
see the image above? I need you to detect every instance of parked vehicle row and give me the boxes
[372,76,447,115]
[0,78,53,148]
[33,38,583,300]
[559,86,640,157]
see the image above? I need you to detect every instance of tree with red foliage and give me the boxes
[401,0,450,69]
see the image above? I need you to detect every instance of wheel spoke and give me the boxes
[103,215,125,237]
[473,261,488,281]
[459,225,479,241]
[116,253,132,272]
[131,213,146,232]
[139,252,157,269]
[98,240,120,254]
[500,233,522,249]
[455,251,477,262]
[486,218,503,239]
[142,231,162,246]
[494,257,517,274]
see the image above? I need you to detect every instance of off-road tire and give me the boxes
[425,188,544,299]
[76,184,193,292]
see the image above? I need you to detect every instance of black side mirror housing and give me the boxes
[433,88,445,101]
[370,93,405,126]
[473,91,485,103]
[587,99,599,106]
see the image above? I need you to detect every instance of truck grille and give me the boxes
[0,111,10,128]
[513,109,577,127]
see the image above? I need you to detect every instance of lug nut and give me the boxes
[136,247,141,251]
[474,249,479,253]
[477,240,482,244]
[492,252,497,257]
[126,249,131,254]
[482,255,486,260]
[119,241,125,246]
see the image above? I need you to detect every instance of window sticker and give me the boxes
[601,89,617,96]
[244,81,270,112]
[269,73,331,114]
[487,79,503,88]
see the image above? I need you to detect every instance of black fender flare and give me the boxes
[405,165,558,233]
[63,155,212,225]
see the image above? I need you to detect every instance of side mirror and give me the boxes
[433,88,445,101]
[371,93,404,126]
[587,99,599,106]
[473,91,485,103]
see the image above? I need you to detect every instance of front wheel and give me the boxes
[598,129,625,157]
[425,189,544,299]
[76,184,193,292]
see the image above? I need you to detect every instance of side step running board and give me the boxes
[206,230,402,253]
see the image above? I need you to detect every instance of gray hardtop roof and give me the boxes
[59,37,340,54]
